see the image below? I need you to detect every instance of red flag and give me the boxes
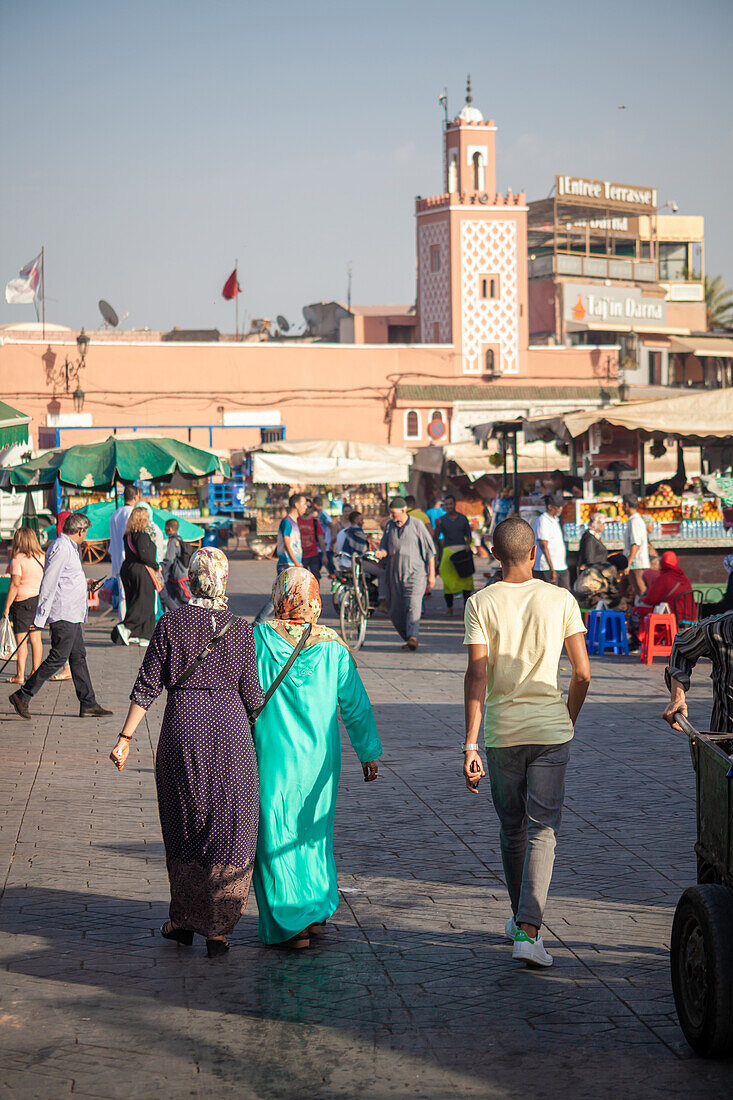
[222,268,241,300]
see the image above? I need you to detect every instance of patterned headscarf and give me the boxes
[725,554,733,576]
[271,566,338,642]
[188,547,229,609]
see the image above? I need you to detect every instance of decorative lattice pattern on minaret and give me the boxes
[459,219,519,374]
[418,221,451,343]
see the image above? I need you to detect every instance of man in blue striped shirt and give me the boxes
[664,612,733,733]
[9,513,112,721]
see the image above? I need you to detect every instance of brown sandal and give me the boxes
[281,931,310,949]
[307,921,327,935]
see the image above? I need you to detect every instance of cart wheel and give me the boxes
[671,884,733,1057]
[340,587,367,651]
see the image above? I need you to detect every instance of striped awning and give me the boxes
[0,402,32,448]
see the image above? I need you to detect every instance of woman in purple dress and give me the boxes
[110,547,264,957]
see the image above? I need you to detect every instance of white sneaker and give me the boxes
[504,916,517,941]
[512,930,553,967]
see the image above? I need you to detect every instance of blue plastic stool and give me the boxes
[586,609,629,656]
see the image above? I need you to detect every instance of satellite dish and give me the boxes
[98,299,119,328]
[276,315,290,332]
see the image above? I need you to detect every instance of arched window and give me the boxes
[404,409,421,440]
[430,410,444,424]
[485,348,495,373]
[472,151,484,191]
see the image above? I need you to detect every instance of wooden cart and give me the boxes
[670,715,733,1057]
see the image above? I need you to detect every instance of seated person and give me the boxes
[636,550,695,623]
[578,513,609,570]
[574,552,630,612]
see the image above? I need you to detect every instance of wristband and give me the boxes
[117,734,132,741]
[462,743,480,752]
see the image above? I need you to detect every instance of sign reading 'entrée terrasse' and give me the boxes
[556,175,658,209]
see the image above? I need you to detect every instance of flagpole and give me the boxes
[235,257,239,341]
[41,246,45,340]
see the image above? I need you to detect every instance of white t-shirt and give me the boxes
[624,512,650,570]
[109,504,132,578]
[464,579,586,748]
[534,512,567,572]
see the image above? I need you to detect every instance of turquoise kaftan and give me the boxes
[252,623,382,944]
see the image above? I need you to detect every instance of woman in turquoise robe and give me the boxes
[252,566,382,948]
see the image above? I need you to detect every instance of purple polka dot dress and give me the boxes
[131,604,264,938]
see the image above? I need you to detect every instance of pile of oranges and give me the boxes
[640,484,680,522]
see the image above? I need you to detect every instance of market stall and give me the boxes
[524,389,733,579]
[247,439,413,533]
[0,434,232,550]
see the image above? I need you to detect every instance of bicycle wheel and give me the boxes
[340,587,367,651]
[352,554,369,615]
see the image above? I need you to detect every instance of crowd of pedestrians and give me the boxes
[4,489,732,974]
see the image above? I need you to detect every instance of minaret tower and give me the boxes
[416,77,528,376]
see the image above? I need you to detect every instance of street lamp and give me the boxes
[72,381,85,413]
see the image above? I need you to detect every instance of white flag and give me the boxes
[5,252,42,305]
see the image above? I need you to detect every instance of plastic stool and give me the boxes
[586,609,629,656]
[640,612,677,664]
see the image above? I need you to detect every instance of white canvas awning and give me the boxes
[250,438,413,485]
[561,388,733,442]
[412,440,567,482]
[669,336,733,358]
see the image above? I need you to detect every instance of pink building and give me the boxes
[0,84,619,454]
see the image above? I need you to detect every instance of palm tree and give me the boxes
[704,275,733,330]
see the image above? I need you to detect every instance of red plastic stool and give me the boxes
[640,612,677,664]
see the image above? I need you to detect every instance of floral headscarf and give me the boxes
[188,547,229,610]
[271,566,338,642]
[725,554,733,576]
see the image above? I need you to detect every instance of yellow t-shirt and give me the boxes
[408,508,432,527]
[463,579,586,748]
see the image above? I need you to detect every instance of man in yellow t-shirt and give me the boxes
[462,515,590,968]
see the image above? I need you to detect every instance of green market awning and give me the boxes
[0,435,230,492]
[0,401,32,448]
[78,500,205,543]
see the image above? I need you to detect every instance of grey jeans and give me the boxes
[486,741,570,930]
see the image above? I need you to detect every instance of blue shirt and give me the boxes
[35,534,88,627]
[426,506,446,527]
[276,515,302,568]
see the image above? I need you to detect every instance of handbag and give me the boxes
[0,616,16,661]
[145,565,164,593]
[451,548,475,578]
[249,622,312,726]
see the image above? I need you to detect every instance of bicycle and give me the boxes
[331,551,381,651]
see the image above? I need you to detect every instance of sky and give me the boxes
[1,0,731,334]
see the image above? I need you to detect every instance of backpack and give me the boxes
[178,538,194,568]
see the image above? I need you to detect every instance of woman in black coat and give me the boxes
[578,512,609,570]
[113,506,160,645]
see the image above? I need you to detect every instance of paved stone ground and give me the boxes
[1,559,731,1098]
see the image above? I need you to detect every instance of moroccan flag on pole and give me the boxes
[5,252,43,305]
[222,268,241,300]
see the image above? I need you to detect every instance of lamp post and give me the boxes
[64,328,90,393]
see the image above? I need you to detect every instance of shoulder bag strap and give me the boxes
[250,622,312,723]
[169,616,237,691]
